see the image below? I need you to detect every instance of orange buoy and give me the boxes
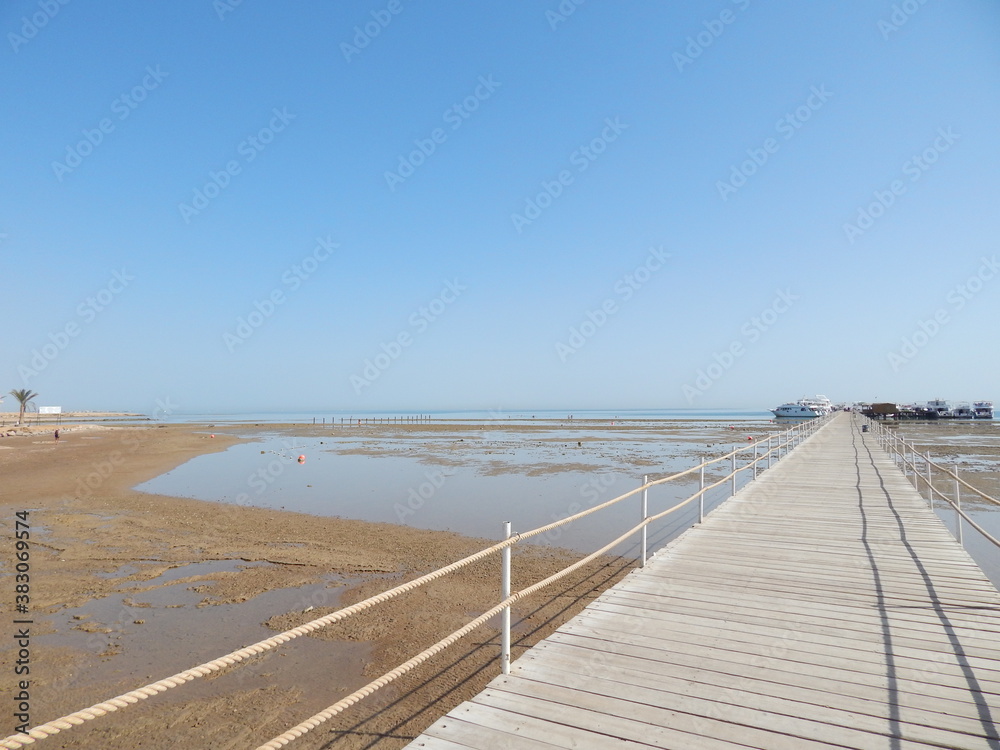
[210,434,215,438]
[297,455,306,463]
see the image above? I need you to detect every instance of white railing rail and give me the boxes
[1,414,831,750]
[863,415,1000,550]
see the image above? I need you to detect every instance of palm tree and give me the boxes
[9,389,38,425]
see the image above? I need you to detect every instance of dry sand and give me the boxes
[0,422,634,749]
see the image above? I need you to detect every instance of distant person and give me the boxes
[54,429,60,441]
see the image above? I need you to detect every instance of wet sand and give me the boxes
[0,422,636,749]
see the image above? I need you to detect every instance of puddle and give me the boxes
[95,563,141,579]
[124,559,263,590]
[37,574,371,713]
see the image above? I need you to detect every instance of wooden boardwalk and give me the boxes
[406,412,1000,749]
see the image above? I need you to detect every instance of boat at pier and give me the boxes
[771,395,833,419]
[865,400,994,420]
[974,401,995,419]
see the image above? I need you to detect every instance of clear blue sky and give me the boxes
[2,0,999,414]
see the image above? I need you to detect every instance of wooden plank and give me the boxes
[535,633,999,718]
[515,641,1000,741]
[430,700,675,749]
[421,711,571,750]
[600,582,1000,649]
[548,631,1000,705]
[484,675,947,750]
[567,605,1000,688]
[474,681,839,750]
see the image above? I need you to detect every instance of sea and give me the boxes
[154,408,774,424]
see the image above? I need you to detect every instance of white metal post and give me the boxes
[753,441,758,480]
[501,521,511,675]
[699,462,705,523]
[731,447,737,497]
[954,465,963,546]
[640,475,648,568]
[767,435,773,469]
[925,452,933,509]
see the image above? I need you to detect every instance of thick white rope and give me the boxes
[254,517,651,749]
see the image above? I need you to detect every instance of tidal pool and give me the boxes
[136,428,749,556]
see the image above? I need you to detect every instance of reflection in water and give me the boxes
[38,564,370,712]
[136,426,753,556]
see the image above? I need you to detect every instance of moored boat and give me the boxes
[771,396,832,418]
[974,401,995,419]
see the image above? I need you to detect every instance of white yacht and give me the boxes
[772,402,821,418]
[771,396,832,418]
[952,403,976,420]
[927,399,951,417]
[799,395,834,415]
[974,401,995,419]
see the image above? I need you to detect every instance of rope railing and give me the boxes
[258,416,831,749]
[863,416,1000,550]
[1,413,831,750]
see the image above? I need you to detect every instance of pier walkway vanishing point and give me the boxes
[407,412,1000,749]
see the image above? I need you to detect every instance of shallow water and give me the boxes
[153,408,776,424]
[38,563,370,708]
[136,426,756,556]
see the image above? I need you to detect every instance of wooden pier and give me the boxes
[406,412,1000,749]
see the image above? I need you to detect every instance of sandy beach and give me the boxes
[0,421,638,749]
